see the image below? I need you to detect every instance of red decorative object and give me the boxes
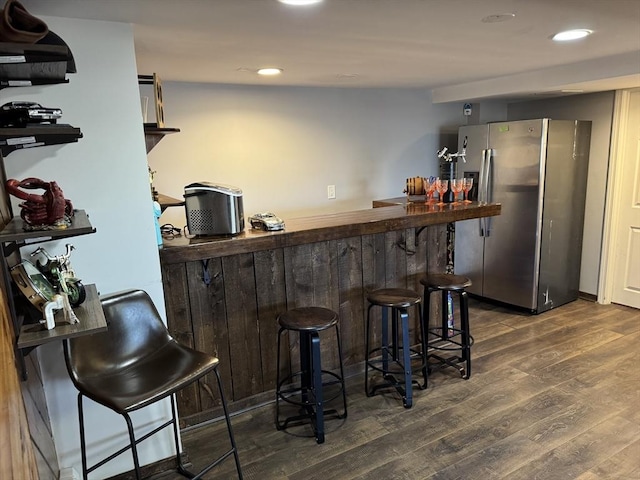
[6,177,74,229]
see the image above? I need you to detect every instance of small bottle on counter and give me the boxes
[153,201,163,246]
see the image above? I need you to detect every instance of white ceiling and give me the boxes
[21,0,640,102]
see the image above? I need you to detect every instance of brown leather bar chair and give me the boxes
[64,289,243,480]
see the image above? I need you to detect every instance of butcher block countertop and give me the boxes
[159,199,501,264]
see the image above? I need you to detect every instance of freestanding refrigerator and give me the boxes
[454,118,592,314]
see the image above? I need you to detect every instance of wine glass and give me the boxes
[435,178,448,205]
[450,178,464,203]
[422,177,430,203]
[428,177,438,203]
[462,177,474,203]
[423,177,436,203]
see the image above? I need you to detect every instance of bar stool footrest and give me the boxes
[365,345,428,376]
[276,369,347,443]
[276,370,346,409]
[427,353,469,379]
[277,406,344,431]
[426,327,473,380]
[427,327,475,349]
[368,372,424,408]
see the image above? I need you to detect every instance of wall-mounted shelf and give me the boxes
[144,125,180,153]
[157,193,184,212]
[0,42,71,88]
[0,209,95,250]
[0,208,97,356]
[0,37,96,388]
[17,283,106,349]
[0,124,83,157]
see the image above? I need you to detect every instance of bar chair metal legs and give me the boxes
[364,288,427,408]
[421,274,474,380]
[275,306,347,444]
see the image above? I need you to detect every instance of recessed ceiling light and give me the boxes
[336,73,359,79]
[257,68,283,76]
[552,29,593,41]
[481,13,515,23]
[277,0,323,6]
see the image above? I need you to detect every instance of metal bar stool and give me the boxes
[421,273,474,380]
[364,288,427,408]
[275,307,347,444]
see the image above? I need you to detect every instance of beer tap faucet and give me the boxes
[437,138,467,163]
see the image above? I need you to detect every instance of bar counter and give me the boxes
[159,201,500,427]
[160,200,501,263]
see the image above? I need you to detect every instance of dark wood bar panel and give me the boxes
[160,202,500,427]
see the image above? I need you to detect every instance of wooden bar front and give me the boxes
[159,202,500,427]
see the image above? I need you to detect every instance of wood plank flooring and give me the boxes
[156,298,640,480]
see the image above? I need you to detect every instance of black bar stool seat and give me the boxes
[424,273,472,291]
[275,307,347,444]
[421,274,474,380]
[365,288,427,408]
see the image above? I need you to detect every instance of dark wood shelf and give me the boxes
[0,42,70,88]
[0,40,102,385]
[144,125,180,153]
[0,77,69,89]
[17,284,106,349]
[157,193,184,212]
[0,209,95,247]
[0,124,82,156]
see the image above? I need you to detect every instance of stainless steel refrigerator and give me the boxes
[454,118,592,313]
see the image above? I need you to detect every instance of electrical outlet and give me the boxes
[327,184,336,199]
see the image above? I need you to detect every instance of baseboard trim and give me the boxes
[104,452,190,480]
[578,291,597,302]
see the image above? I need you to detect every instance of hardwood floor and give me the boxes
[159,298,640,479]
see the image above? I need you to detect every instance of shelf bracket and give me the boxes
[415,226,427,246]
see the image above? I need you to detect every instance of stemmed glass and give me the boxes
[462,177,474,203]
[450,179,464,204]
[435,178,448,205]
[423,176,436,203]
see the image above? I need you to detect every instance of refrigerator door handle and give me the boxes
[482,148,492,203]
[479,149,488,236]
[485,149,493,236]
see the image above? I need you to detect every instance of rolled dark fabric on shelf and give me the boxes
[0,0,48,43]
[0,0,76,73]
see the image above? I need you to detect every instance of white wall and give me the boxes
[465,102,508,125]
[149,82,466,229]
[3,17,171,477]
[507,92,615,296]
